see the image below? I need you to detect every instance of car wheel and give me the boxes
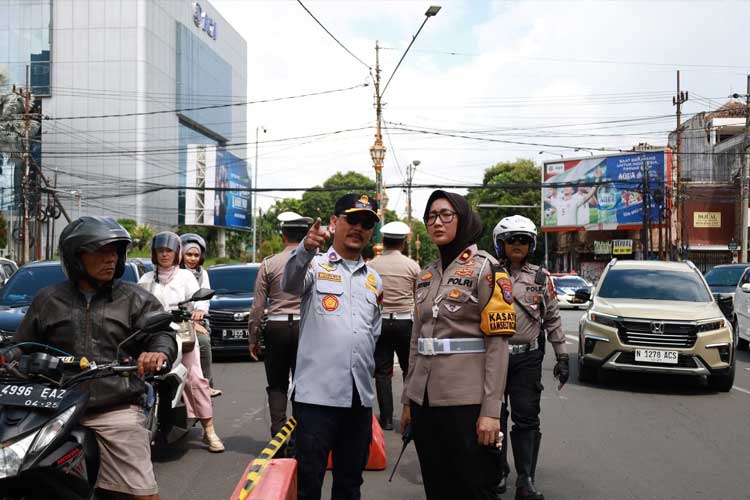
[578,356,598,383]
[738,337,750,351]
[707,361,735,392]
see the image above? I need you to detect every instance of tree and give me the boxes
[299,171,376,220]
[131,224,155,250]
[466,159,543,261]
[117,218,137,236]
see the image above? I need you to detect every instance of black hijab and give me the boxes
[423,190,483,270]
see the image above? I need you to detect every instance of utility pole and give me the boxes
[406,160,419,258]
[370,41,386,256]
[740,74,750,263]
[252,126,265,263]
[22,65,30,264]
[672,70,688,260]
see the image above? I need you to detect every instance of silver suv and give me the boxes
[577,259,735,391]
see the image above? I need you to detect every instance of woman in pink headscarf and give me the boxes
[138,231,224,453]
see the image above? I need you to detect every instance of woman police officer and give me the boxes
[492,215,569,500]
[400,190,514,500]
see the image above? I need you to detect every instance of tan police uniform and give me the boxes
[248,211,310,437]
[367,221,421,430]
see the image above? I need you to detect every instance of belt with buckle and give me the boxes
[417,338,486,356]
[267,314,300,322]
[387,311,413,321]
[508,339,539,355]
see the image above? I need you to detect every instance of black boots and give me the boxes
[511,430,544,500]
[375,377,394,430]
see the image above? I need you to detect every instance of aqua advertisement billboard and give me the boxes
[541,150,671,231]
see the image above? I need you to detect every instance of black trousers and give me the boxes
[293,389,372,500]
[411,396,500,500]
[374,318,412,420]
[264,320,300,393]
[499,348,544,475]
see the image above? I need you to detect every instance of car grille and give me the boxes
[614,351,698,368]
[617,319,698,349]
[210,311,248,335]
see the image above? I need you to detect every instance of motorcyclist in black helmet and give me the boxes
[13,216,176,500]
[180,232,222,397]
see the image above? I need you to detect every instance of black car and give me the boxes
[704,264,749,296]
[0,260,144,336]
[206,263,259,355]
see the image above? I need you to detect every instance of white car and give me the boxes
[732,267,750,350]
[551,275,592,309]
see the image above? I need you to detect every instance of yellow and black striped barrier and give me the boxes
[237,417,297,500]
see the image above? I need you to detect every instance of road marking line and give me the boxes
[732,385,750,395]
[566,335,579,343]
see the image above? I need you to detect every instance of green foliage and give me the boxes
[466,159,543,261]
[116,218,137,236]
[300,171,376,221]
[409,220,438,266]
[130,224,155,250]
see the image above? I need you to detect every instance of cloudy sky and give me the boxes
[211,0,750,218]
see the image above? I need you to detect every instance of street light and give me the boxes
[538,151,564,159]
[252,126,266,263]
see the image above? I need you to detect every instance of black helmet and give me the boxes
[180,233,206,266]
[151,231,182,267]
[59,216,131,284]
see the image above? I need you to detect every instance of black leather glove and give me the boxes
[553,353,570,389]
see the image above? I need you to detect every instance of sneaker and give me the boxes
[203,431,225,453]
[210,388,223,398]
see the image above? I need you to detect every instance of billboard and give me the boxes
[185,145,252,230]
[541,150,671,231]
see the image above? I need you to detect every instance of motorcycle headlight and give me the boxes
[0,431,37,479]
[29,405,77,456]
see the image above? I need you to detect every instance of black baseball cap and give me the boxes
[334,193,379,221]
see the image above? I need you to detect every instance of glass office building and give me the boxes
[0,0,247,257]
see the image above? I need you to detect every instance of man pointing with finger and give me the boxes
[282,194,383,500]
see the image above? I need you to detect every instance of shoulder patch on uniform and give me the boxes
[322,295,339,311]
[480,269,516,336]
[421,271,433,281]
[458,250,472,262]
[367,274,377,286]
[319,262,337,272]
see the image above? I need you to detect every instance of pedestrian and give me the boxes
[367,220,420,431]
[491,215,569,500]
[400,190,514,500]
[139,231,225,453]
[282,194,383,500]
[180,232,222,398]
[248,211,311,442]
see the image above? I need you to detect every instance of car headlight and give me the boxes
[29,405,76,456]
[696,318,726,333]
[589,311,618,328]
[0,430,37,479]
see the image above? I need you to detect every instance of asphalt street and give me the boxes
[153,310,750,500]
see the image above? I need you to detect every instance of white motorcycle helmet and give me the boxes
[492,215,538,258]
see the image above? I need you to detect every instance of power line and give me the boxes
[295,0,371,70]
[43,83,368,120]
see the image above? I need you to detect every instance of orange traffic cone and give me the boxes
[327,414,387,471]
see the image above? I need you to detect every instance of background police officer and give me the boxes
[492,215,569,500]
[282,194,383,500]
[368,221,420,431]
[248,211,311,440]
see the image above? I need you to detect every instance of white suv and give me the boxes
[577,259,735,391]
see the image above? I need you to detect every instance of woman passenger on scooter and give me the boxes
[180,233,222,398]
[139,231,225,453]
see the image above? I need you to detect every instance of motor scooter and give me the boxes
[0,310,172,500]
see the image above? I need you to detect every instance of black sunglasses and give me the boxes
[341,213,376,229]
[506,235,533,245]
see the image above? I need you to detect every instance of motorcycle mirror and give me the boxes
[140,311,173,333]
[178,288,215,307]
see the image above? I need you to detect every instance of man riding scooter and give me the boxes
[12,216,177,500]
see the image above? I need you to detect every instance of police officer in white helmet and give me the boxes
[367,221,421,431]
[492,215,568,500]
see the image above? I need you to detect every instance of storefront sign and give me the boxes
[693,212,721,228]
[594,240,612,255]
[612,239,633,255]
[193,2,217,40]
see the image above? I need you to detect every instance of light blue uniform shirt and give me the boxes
[281,242,383,408]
